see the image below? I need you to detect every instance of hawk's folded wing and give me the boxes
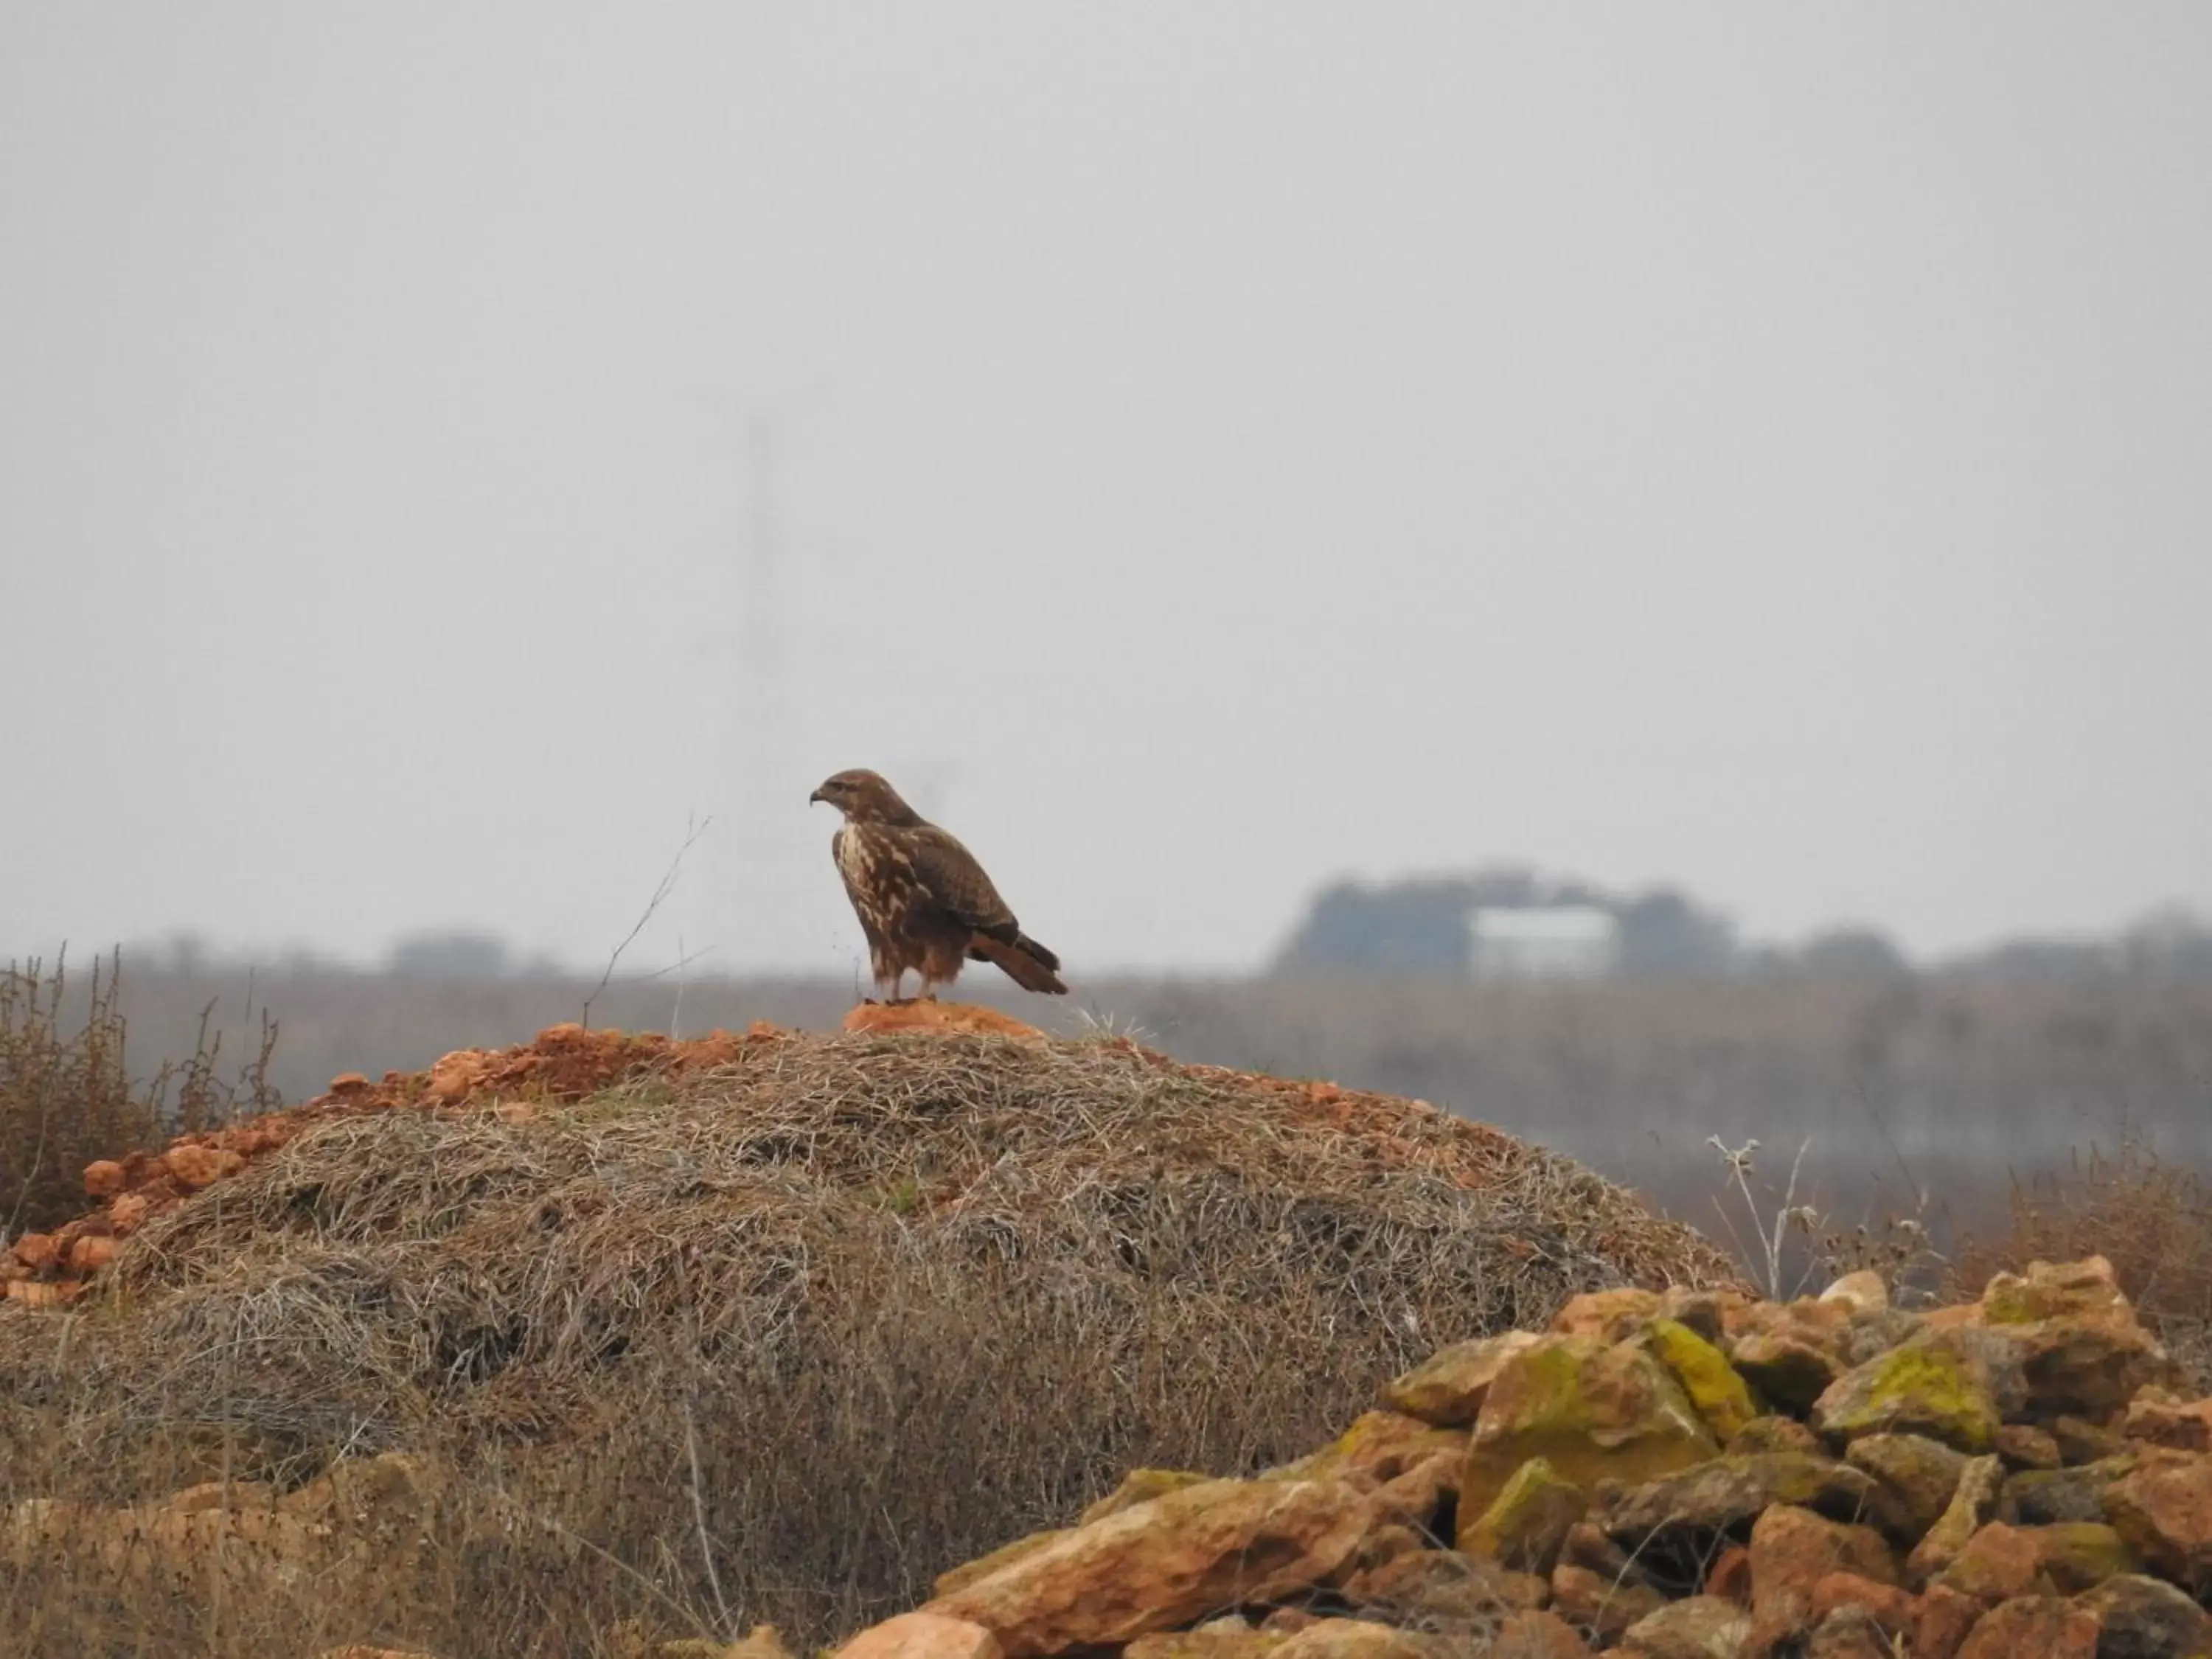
[903,824,1023,945]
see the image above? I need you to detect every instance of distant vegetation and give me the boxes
[1270,864,2212,986]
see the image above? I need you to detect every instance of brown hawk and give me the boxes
[809,768,1067,1001]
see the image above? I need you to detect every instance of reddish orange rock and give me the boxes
[843,1001,1045,1040]
[11,1231,58,1271]
[108,1192,154,1235]
[163,1144,246,1190]
[1811,1571,1919,1636]
[83,1159,127,1199]
[328,1072,371,1094]
[1913,1584,1986,1659]
[68,1234,116,1273]
[1705,1543,1753,1604]
[836,1613,1001,1659]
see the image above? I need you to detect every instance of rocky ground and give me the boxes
[733,1255,2207,1659]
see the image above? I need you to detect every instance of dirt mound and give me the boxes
[0,1006,1739,1652]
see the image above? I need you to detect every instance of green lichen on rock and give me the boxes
[1455,1455,1586,1573]
[1645,1317,1761,1443]
[1460,1335,1719,1521]
[1813,1333,2002,1453]
[1906,1453,2005,1582]
[2027,1521,2140,1593]
[1274,1410,1464,1486]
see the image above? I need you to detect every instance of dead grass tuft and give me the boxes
[2,952,276,1242]
[0,1025,1736,1656]
[1947,1124,2212,1388]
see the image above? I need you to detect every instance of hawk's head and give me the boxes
[809,768,922,826]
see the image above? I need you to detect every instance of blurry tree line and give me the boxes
[1267,867,2212,985]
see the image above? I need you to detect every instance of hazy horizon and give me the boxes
[6,5,2209,981]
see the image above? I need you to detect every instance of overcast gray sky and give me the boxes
[3,4,2208,978]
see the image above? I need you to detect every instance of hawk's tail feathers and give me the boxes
[971,931,1068,995]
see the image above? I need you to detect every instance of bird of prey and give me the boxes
[809,768,1067,1002]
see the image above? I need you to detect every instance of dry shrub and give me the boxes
[1948,1127,2212,1388]
[1,953,279,1241]
[0,1029,1736,1657]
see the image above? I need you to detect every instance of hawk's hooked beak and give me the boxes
[808,787,827,805]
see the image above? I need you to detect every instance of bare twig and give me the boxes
[583,814,714,1029]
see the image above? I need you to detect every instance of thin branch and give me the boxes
[583,815,714,1029]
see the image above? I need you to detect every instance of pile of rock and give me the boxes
[813,1256,2211,1659]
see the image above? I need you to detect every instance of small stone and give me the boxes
[1490,1610,1590,1659]
[1559,1520,1655,1587]
[1803,1605,1895,1659]
[1338,1545,1520,1626]
[1726,1416,1821,1456]
[926,1476,1375,1655]
[1549,1287,1663,1341]
[1911,1584,1984,1659]
[1549,1563,1667,1646]
[1809,1571,1917,1635]
[108,1192,153,1235]
[1749,1505,1899,1638]
[1644,1319,1761,1443]
[1271,1619,1437,1659]
[1381,1331,1544,1427]
[162,1144,246,1190]
[2005,1457,2137,1525]
[1704,1544,1751,1605]
[1728,1335,1840,1413]
[11,1232,58,1271]
[2121,1391,2212,1453]
[2077,1572,2212,1659]
[2051,1414,2132,1466]
[1847,1433,1969,1534]
[2025,1521,2136,1592]
[327,1072,372,1093]
[1991,1424,2061,1470]
[834,1613,1002,1659]
[1908,1455,2006,1583]
[2100,1449,2212,1595]
[1978,1257,2184,1418]
[1952,1595,2098,1659]
[1616,1595,1752,1659]
[1843,1307,1927,1366]
[1458,1456,1585,1573]
[1460,1337,1719,1522]
[1658,1285,1739,1346]
[1820,1271,1889,1314]
[83,1159,127,1199]
[1934,1523,2045,1603]
[1596,1453,1907,1547]
[67,1234,116,1273]
[1812,1331,2011,1453]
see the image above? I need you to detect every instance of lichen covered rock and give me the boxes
[1461,1337,1719,1522]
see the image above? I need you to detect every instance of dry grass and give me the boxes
[1948,1126,2212,1389]
[0,1027,1738,1658]
[1,953,276,1242]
